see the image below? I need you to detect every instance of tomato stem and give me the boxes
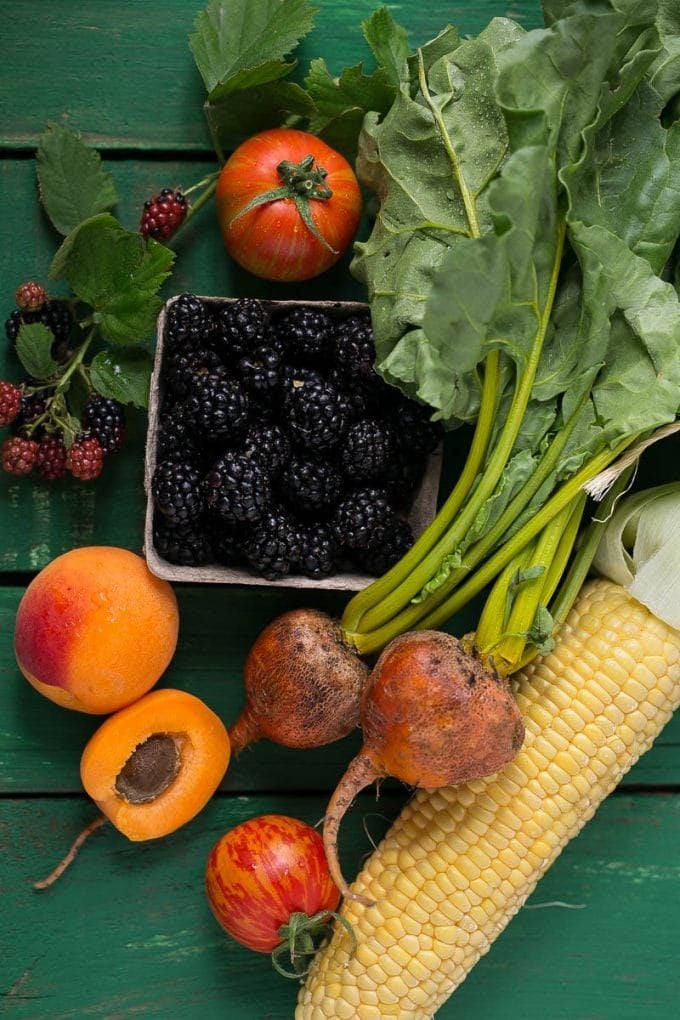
[271,909,356,979]
[227,154,338,254]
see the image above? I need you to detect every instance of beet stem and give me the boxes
[323,751,382,907]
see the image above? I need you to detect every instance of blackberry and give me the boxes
[273,306,335,364]
[15,281,47,312]
[1,435,39,475]
[340,418,397,481]
[242,422,291,477]
[216,298,268,360]
[243,507,302,580]
[327,368,371,420]
[153,516,213,567]
[362,517,414,576]
[287,378,350,453]
[165,293,210,352]
[5,300,72,359]
[278,365,325,404]
[35,436,67,481]
[388,395,443,457]
[66,436,104,481]
[140,188,188,242]
[82,396,125,455]
[186,368,249,441]
[14,388,47,429]
[152,460,203,525]
[162,346,223,399]
[333,317,376,385]
[204,451,271,523]
[379,449,424,508]
[332,486,397,551]
[206,518,245,566]
[280,454,343,513]
[156,401,202,464]
[238,344,281,394]
[296,522,341,579]
[0,381,22,427]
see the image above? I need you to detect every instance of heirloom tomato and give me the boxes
[206,813,346,976]
[215,128,362,282]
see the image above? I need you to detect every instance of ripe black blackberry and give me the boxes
[296,522,341,579]
[206,518,245,566]
[273,306,335,364]
[362,517,414,576]
[238,344,281,394]
[243,507,303,580]
[156,401,202,464]
[242,422,291,478]
[327,368,371,420]
[81,396,126,455]
[287,378,350,453]
[5,299,72,360]
[162,346,223,399]
[165,293,211,352]
[14,388,47,429]
[379,448,424,508]
[333,317,376,385]
[340,418,397,482]
[152,460,203,525]
[216,298,268,360]
[140,188,188,242]
[186,368,249,441]
[278,365,325,405]
[389,395,443,457]
[332,486,397,551]
[204,451,271,523]
[280,454,343,513]
[153,516,213,567]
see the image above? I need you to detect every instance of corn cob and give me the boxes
[296,578,680,1019]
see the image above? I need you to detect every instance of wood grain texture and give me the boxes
[1,793,679,1018]
[0,1,541,150]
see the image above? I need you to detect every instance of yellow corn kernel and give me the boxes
[297,580,680,1020]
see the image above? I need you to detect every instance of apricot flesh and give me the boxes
[14,546,179,713]
[81,688,230,841]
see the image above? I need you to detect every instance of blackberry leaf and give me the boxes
[15,323,58,380]
[90,349,153,408]
[37,122,119,236]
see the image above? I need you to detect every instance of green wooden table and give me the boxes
[1,2,679,1017]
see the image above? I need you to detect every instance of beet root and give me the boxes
[323,629,525,903]
[229,609,369,753]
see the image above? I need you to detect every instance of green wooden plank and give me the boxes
[2,584,679,794]
[1,792,679,1018]
[0,1,542,150]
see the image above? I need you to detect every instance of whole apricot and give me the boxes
[14,546,179,713]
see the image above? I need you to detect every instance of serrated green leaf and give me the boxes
[306,58,396,130]
[16,322,59,379]
[50,214,174,346]
[362,7,410,86]
[206,80,315,149]
[36,122,118,236]
[90,349,153,408]
[190,0,317,95]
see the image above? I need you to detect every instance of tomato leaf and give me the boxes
[190,0,317,96]
[89,349,153,408]
[16,322,59,380]
[36,122,118,236]
[50,214,174,346]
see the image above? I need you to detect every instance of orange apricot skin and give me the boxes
[80,688,230,841]
[14,546,179,713]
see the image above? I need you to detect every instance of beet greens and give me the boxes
[342,0,680,669]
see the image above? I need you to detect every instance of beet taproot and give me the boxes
[322,629,525,903]
[229,609,369,752]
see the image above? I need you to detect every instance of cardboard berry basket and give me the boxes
[144,295,443,590]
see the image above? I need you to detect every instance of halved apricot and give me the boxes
[80,688,230,840]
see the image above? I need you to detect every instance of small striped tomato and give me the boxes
[206,813,349,977]
[215,128,362,282]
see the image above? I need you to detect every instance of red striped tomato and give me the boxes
[215,129,362,282]
[205,814,340,955]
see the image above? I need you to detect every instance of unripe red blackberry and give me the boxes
[36,436,67,480]
[140,188,188,241]
[0,382,22,427]
[14,281,47,312]
[66,436,104,480]
[2,435,40,475]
